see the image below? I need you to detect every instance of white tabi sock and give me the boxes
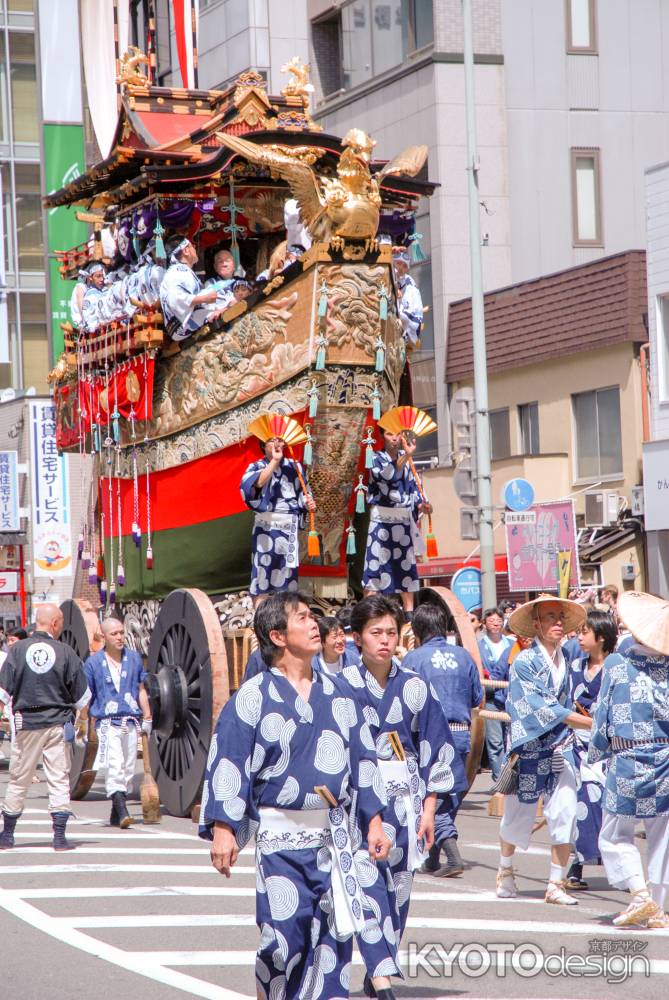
[499,855,513,870]
[627,873,650,897]
[549,862,567,884]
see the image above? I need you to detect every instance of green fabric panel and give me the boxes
[107,511,255,600]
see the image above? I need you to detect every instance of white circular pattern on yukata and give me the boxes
[212,759,242,800]
[314,731,347,773]
[403,676,427,713]
[26,642,56,674]
[266,875,300,920]
[236,684,263,726]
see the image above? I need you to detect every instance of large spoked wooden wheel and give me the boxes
[59,599,99,799]
[416,586,485,788]
[145,589,229,817]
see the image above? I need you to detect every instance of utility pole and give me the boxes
[462,0,496,609]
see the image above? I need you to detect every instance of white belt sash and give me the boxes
[253,511,300,569]
[370,504,426,557]
[257,805,366,935]
[378,756,427,872]
[93,717,138,770]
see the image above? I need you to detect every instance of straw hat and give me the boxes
[508,595,586,639]
[617,591,669,656]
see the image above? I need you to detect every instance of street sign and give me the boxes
[505,500,580,592]
[505,510,536,526]
[451,566,482,611]
[503,477,535,511]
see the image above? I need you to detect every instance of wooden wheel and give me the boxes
[145,588,228,817]
[59,599,99,799]
[416,586,485,788]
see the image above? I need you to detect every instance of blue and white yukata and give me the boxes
[84,648,147,797]
[396,273,423,346]
[338,660,464,973]
[589,646,669,910]
[82,286,105,333]
[199,667,393,1000]
[205,276,236,311]
[313,648,359,676]
[478,634,513,782]
[362,451,424,595]
[569,654,607,864]
[402,639,483,843]
[159,261,212,341]
[500,640,579,851]
[240,458,308,597]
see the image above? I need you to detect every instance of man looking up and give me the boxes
[0,604,90,851]
[160,237,220,341]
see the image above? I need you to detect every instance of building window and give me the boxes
[518,402,540,455]
[571,148,602,246]
[572,387,623,480]
[490,407,511,461]
[656,294,669,402]
[566,0,597,53]
[14,162,43,272]
[20,291,48,393]
[313,1,433,100]
[9,30,37,143]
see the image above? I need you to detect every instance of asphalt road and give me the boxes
[0,756,665,1000]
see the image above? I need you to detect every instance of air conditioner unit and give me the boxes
[584,490,619,528]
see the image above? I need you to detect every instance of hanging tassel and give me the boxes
[111,408,121,444]
[374,336,385,373]
[77,532,84,560]
[378,284,389,321]
[132,521,141,548]
[131,219,141,259]
[88,563,97,584]
[99,579,108,604]
[355,475,367,514]
[117,563,126,588]
[409,231,426,262]
[426,515,439,558]
[81,550,91,571]
[146,545,153,570]
[362,427,375,469]
[307,521,320,559]
[315,335,327,371]
[92,422,100,454]
[372,384,381,422]
[307,380,319,418]
[109,583,116,606]
[317,281,328,318]
[96,556,105,583]
[346,522,356,556]
[303,424,313,466]
[153,211,166,262]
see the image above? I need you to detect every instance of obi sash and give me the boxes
[369,504,426,557]
[257,805,366,936]
[378,756,427,872]
[253,511,300,569]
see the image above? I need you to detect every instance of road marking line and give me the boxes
[467,841,550,856]
[0,887,251,1000]
[403,914,669,936]
[58,914,258,928]
[12,832,195,841]
[12,886,258,899]
[4,846,213,855]
[0,864,255,875]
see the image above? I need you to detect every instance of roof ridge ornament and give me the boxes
[116,46,150,91]
[280,57,315,108]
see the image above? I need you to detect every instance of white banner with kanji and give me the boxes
[30,402,72,577]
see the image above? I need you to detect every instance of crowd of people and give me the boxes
[71,224,424,347]
[0,580,667,999]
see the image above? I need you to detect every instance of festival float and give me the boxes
[46,53,483,816]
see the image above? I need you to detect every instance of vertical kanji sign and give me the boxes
[30,401,72,577]
[0,451,19,532]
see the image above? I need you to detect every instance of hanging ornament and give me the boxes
[99,579,108,604]
[223,177,245,272]
[153,209,166,263]
[130,217,141,259]
[378,284,389,322]
[92,421,100,454]
[355,475,367,514]
[315,333,327,371]
[143,351,153,571]
[372,381,382,422]
[426,519,439,559]
[131,447,141,547]
[117,563,126,588]
[409,231,426,263]
[111,408,121,444]
[346,521,356,556]
[96,555,105,584]
[146,544,153,571]
[307,379,319,418]
[128,406,137,441]
[317,281,329,318]
[374,335,385,373]
[303,423,313,466]
[109,583,117,606]
[362,426,376,469]
[81,548,91,571]
[77,532,84,560]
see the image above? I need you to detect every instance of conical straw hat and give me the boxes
[508,595,586,639]
[617,591,669,655]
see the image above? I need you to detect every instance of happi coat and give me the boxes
[362,451,424,595]
[199,667,395,1000]
[159,261,211,340]
[569,654,607,863]
[588,646,669,817]
[338,660,464,964]
[506,640,577,804]
[396,273,423,346]
[240,457,308,596]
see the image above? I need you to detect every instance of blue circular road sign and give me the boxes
[451,567,482,612]
[503,478,535,512]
